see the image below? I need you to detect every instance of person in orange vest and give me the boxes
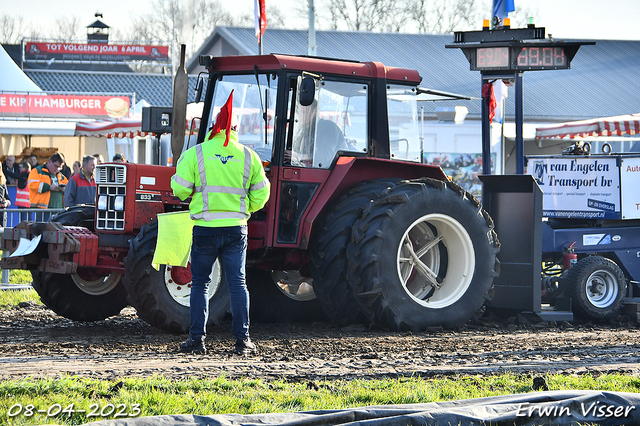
[15,161,31,221]
[28,153,68,222]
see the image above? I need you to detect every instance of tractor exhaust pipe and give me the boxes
[171,44,188,167]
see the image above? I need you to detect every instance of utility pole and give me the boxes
[308,0,317,56]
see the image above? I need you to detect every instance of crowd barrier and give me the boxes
[0,208,64,287]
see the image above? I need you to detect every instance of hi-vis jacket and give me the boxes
[28,164,69,209]
[171,129,270,227]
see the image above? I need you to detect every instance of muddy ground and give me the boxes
[1,302,640,382]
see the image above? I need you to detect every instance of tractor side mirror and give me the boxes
[194,78,204,103]
[299,76,316,107]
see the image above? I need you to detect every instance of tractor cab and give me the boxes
[195,54,466,250]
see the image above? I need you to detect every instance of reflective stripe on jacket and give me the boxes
[15,187,30,208]
[171,130,270,228]
[28,164,69,209]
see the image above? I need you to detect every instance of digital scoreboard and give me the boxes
[446,25,593,72]
[475,46,568,70]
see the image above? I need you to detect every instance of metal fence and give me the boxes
[0,208,64,288]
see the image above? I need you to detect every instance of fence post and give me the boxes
[0,210,7,285]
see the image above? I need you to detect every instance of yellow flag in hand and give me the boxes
[152,211,194,270]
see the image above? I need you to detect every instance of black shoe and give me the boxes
[179,336,206,354]
[234,338,257,355]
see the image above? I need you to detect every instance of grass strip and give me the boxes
[0,374,639,425]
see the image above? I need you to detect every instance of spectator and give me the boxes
[93,154,105,164]
[64,155,96,207]
[28,153,68,221]
[0,169,11,211]
[72,161,82,176]
[27,154,39,169]
[15,161,31,221]
[2,155,20,186]
[58,152,72,179]
[112,153,128,163]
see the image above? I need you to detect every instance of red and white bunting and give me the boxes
[536,113,640,139]
[75,117,148,138]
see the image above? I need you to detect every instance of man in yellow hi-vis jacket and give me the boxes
[171,90,270,355]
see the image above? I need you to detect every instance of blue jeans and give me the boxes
[190,227,248,341]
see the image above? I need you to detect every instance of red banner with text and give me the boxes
[0,93,131,119]
[25,42,169,62]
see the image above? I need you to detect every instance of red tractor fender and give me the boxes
[298,156,447,249]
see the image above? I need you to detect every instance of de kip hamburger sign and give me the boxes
[0,93,131,119]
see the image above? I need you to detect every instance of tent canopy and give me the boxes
[536,113,640,139]
[0,45,41,92]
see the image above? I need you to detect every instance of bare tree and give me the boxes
[509,5,540,28]
[0,14,29,44]
[52,16,83,40]
[407,0,480,33]
[266,5,287,28]
[311,0,483,33]
[324,0,394,31]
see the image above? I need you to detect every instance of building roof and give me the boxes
[189,27,640,122]
[2,27,638,123]
[24,69,202,106]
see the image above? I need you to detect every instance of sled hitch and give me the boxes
[1,221,98,274]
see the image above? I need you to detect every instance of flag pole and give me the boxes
[259,6,263,56]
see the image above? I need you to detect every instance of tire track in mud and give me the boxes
[1,304,640,381]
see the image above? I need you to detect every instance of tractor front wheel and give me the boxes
[31,205,128,322]
[122,220,230,334]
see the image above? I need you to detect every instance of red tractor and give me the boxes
[2,54,500,332]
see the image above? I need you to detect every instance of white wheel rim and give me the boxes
[396,213,475,308]
[270,270,316,301]
[71,273,123,296]
[164,259,222,307]
[585,269,618,308]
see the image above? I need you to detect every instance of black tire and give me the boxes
[246,268,328,323]
[31,205,129,322]
[566,256,626,320]
[347,178,500,330]
[309,179,401,325]
[122,220,230,334]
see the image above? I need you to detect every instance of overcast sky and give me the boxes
[1,0,639,41]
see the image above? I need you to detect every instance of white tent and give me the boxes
[0,45,40,92]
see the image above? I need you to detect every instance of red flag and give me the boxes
[254,0,267,41]
[482,82,497,124]
[209,90,234,146]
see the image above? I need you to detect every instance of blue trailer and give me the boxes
[530,151,640,320]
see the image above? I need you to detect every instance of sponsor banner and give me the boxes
[25,42,169,62]
[526,156,620,219]
[620,157,640,219]
[0,93,130,119]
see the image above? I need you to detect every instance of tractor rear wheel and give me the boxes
[566,256,626,320]
[347,178,500,330]
[122,220,230,334]
[309,179,400,325]
[31,205,129,322]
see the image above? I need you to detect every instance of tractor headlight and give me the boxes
[97,195,108,211]
[114,196,125,211]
